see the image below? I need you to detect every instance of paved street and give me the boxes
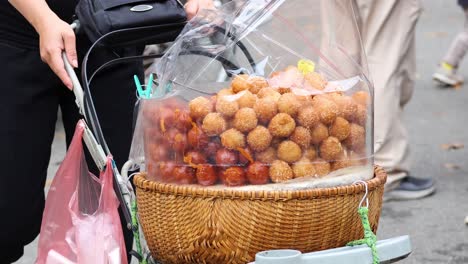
[14,0,468,263]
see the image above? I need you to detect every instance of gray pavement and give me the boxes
[14,0,468,263]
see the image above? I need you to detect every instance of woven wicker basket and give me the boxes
[133,166,386,264]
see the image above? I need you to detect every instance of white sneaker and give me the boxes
[433,65,464,86]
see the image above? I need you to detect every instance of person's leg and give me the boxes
[356,0,421,177]
[442,8,468,68]
[356,0,433,199]
[0,43,59,262]
[433,8,468,86]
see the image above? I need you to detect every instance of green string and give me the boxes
[131,199,148,264]
[347,207,379,264]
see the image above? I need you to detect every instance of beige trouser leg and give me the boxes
[354,0,423,188]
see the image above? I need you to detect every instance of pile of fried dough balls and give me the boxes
[143,68,369,187]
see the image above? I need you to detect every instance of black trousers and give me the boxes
[0,33,141,263]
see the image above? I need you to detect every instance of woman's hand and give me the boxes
[184,0,215,20]
[9,0,78,89]
[36,14,77,90]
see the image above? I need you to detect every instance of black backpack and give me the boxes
[75,0,187,45]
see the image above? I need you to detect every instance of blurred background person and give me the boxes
[354,0,436,200]
[433,0,468,86]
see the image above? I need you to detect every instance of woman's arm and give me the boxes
[9,0,77,89]
[9,0,215,89]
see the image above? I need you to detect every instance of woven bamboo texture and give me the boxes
[134,166,387,264]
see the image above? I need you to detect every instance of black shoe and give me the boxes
[384,176,436,201]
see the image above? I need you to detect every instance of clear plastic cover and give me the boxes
[131,0,374,189]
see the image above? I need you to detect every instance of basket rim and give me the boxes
[133,166,387,201]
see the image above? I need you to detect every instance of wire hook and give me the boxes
[353,180,369,208]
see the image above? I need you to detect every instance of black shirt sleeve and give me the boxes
[0,0,77,49]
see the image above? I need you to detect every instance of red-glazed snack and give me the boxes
[174,109,192,131]
[246,162,270,185]
[221,167,246,186]
[147,143,169,162]
[215,148,239,167]
[187,125,209,149]
[196,164,218,186]
[142,103,159,122]
[159,107,176,131]
[238,147,254,165]
[163,128,178,146]
[159,161,177,182]
[172,132,188,153]
[173,165,196,184]
[184,151,207,165]
[144,127,164,144]
[205,139,221,155]
[146,163,160,181]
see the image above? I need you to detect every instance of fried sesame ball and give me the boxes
[277,140,302,163]
[202,113,227,136]
[277,87,291,94]
[352,104,367,126]
[255,147,277,164]
[297,106,320,129]
[312,96,338,125]
[329,117,351,141]
[216,96,239,118]
[334,95,358,120]
[319,137,343,161]
[310,123,329,145]
[305,71,327,90]
[268,113,296,137]
[269,160,294,183]
[231,74,251,93]
[189,96,213,120]
[292,157,316,178]
[290,126,312,148]
[271,137,283,148]
[218,88,234,97]
[313,158,331,177]
[352,91,370,106]
[303,147,317,160]
[232,108,258,132]
[343,124,366,151]
[297,95,314,107]
[220,128,246,149]
[277,93,302,117]
[254,98,278,124]
[257,87,281,102]
[331,156,354,171]
[247,126,273,152]
[237,90,257,108]
[325,92,343,101]
[249,76,269,94]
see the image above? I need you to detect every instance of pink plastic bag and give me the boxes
[36,120,128,264]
